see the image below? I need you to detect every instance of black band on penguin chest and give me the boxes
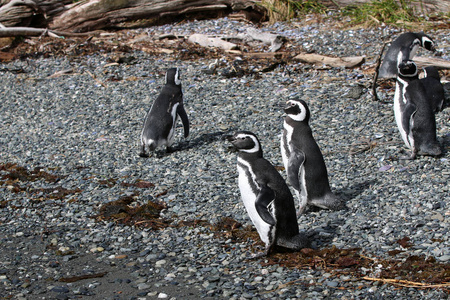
[237,161,260,195]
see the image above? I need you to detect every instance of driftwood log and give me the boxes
[413,57,450,70]
[293,53,365,68]
[188,33,240,51]
[0,0,262,32]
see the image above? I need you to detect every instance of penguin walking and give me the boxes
[139,68,189,157]
[379,32,436,79]
[420,66,445,113]
[226,131,310,257]
[280,99,344,215]
[393,54,441,159]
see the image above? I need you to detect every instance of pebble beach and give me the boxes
[0,16,449,299]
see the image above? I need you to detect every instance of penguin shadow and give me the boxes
[334,179,379,208]
[299,179,377,214]
[302,179,378,248]
[139,130,236,158]
[168,131,234,154]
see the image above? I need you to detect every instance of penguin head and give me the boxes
[423,66,440,79]
[396,45,413,67]
[398,60,418,78]
[165,68,181,86]
[226,131,262,155]
[284,99,310,122]
[417,32,436,52]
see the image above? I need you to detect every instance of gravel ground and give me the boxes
[0,17,449,299]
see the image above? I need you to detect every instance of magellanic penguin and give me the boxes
[420,66,445,113]
[379,32,436,79]
[139,68,189,157]
[281,99,344,215]
[226,131,310,257]
[393,54,442,159]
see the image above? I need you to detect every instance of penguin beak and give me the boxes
[223,134,239,152]
[222,134,235,142]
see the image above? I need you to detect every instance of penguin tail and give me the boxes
[277,232,310,251]
[310,193,346,211]
[419,143,442,157]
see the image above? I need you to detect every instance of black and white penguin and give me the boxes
[226,131,310,257]
[379,32,436,79]
[280,99,344,214]
[139,68,189,157]
[420,66,445,113]
[394,55,442,159]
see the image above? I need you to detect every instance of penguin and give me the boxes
[379,32,436,79]
[139,68,189,157]
[280,99,344,215]
[393,53,442,159]
[226,131,310,257]
[420,66,445,113]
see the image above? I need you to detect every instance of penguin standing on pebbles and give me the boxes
[394,50,441,159]
[281,99,344,214]
[139,68,189,157]
[379,32,436,79]
[226,131,310,257]
[420,66,445,113]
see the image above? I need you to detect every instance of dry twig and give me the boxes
[363,277,450,289]
[372,41,390,101]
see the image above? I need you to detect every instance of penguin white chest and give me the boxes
[281,122,294,170]
[236,158,272,245]
[393,80,413,149]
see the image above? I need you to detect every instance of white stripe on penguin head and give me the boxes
[236,133,260,153]
[287,100,307,122]
[174,68,181,85]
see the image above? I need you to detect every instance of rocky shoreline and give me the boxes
[0,17,449,299]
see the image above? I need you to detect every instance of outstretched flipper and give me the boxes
[287,149,305,191]
[255,185,276,226]
[177,104,190,138]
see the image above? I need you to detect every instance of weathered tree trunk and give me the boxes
[0,0,73,27]
[0,0,263,32]
[50,0,260,32]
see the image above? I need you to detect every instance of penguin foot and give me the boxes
[166,146,174,153]
[399,151,416,160]
[138,152,149,158]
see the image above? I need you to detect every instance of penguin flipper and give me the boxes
[255,185,276,226]
[177,105,190,138]
[287,150,305,191]
[401,102,417,137]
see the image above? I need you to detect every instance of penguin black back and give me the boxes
[420,66,445,113]
[281,99,343,213]
[139,67,189,157]
[394,60,441,159]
